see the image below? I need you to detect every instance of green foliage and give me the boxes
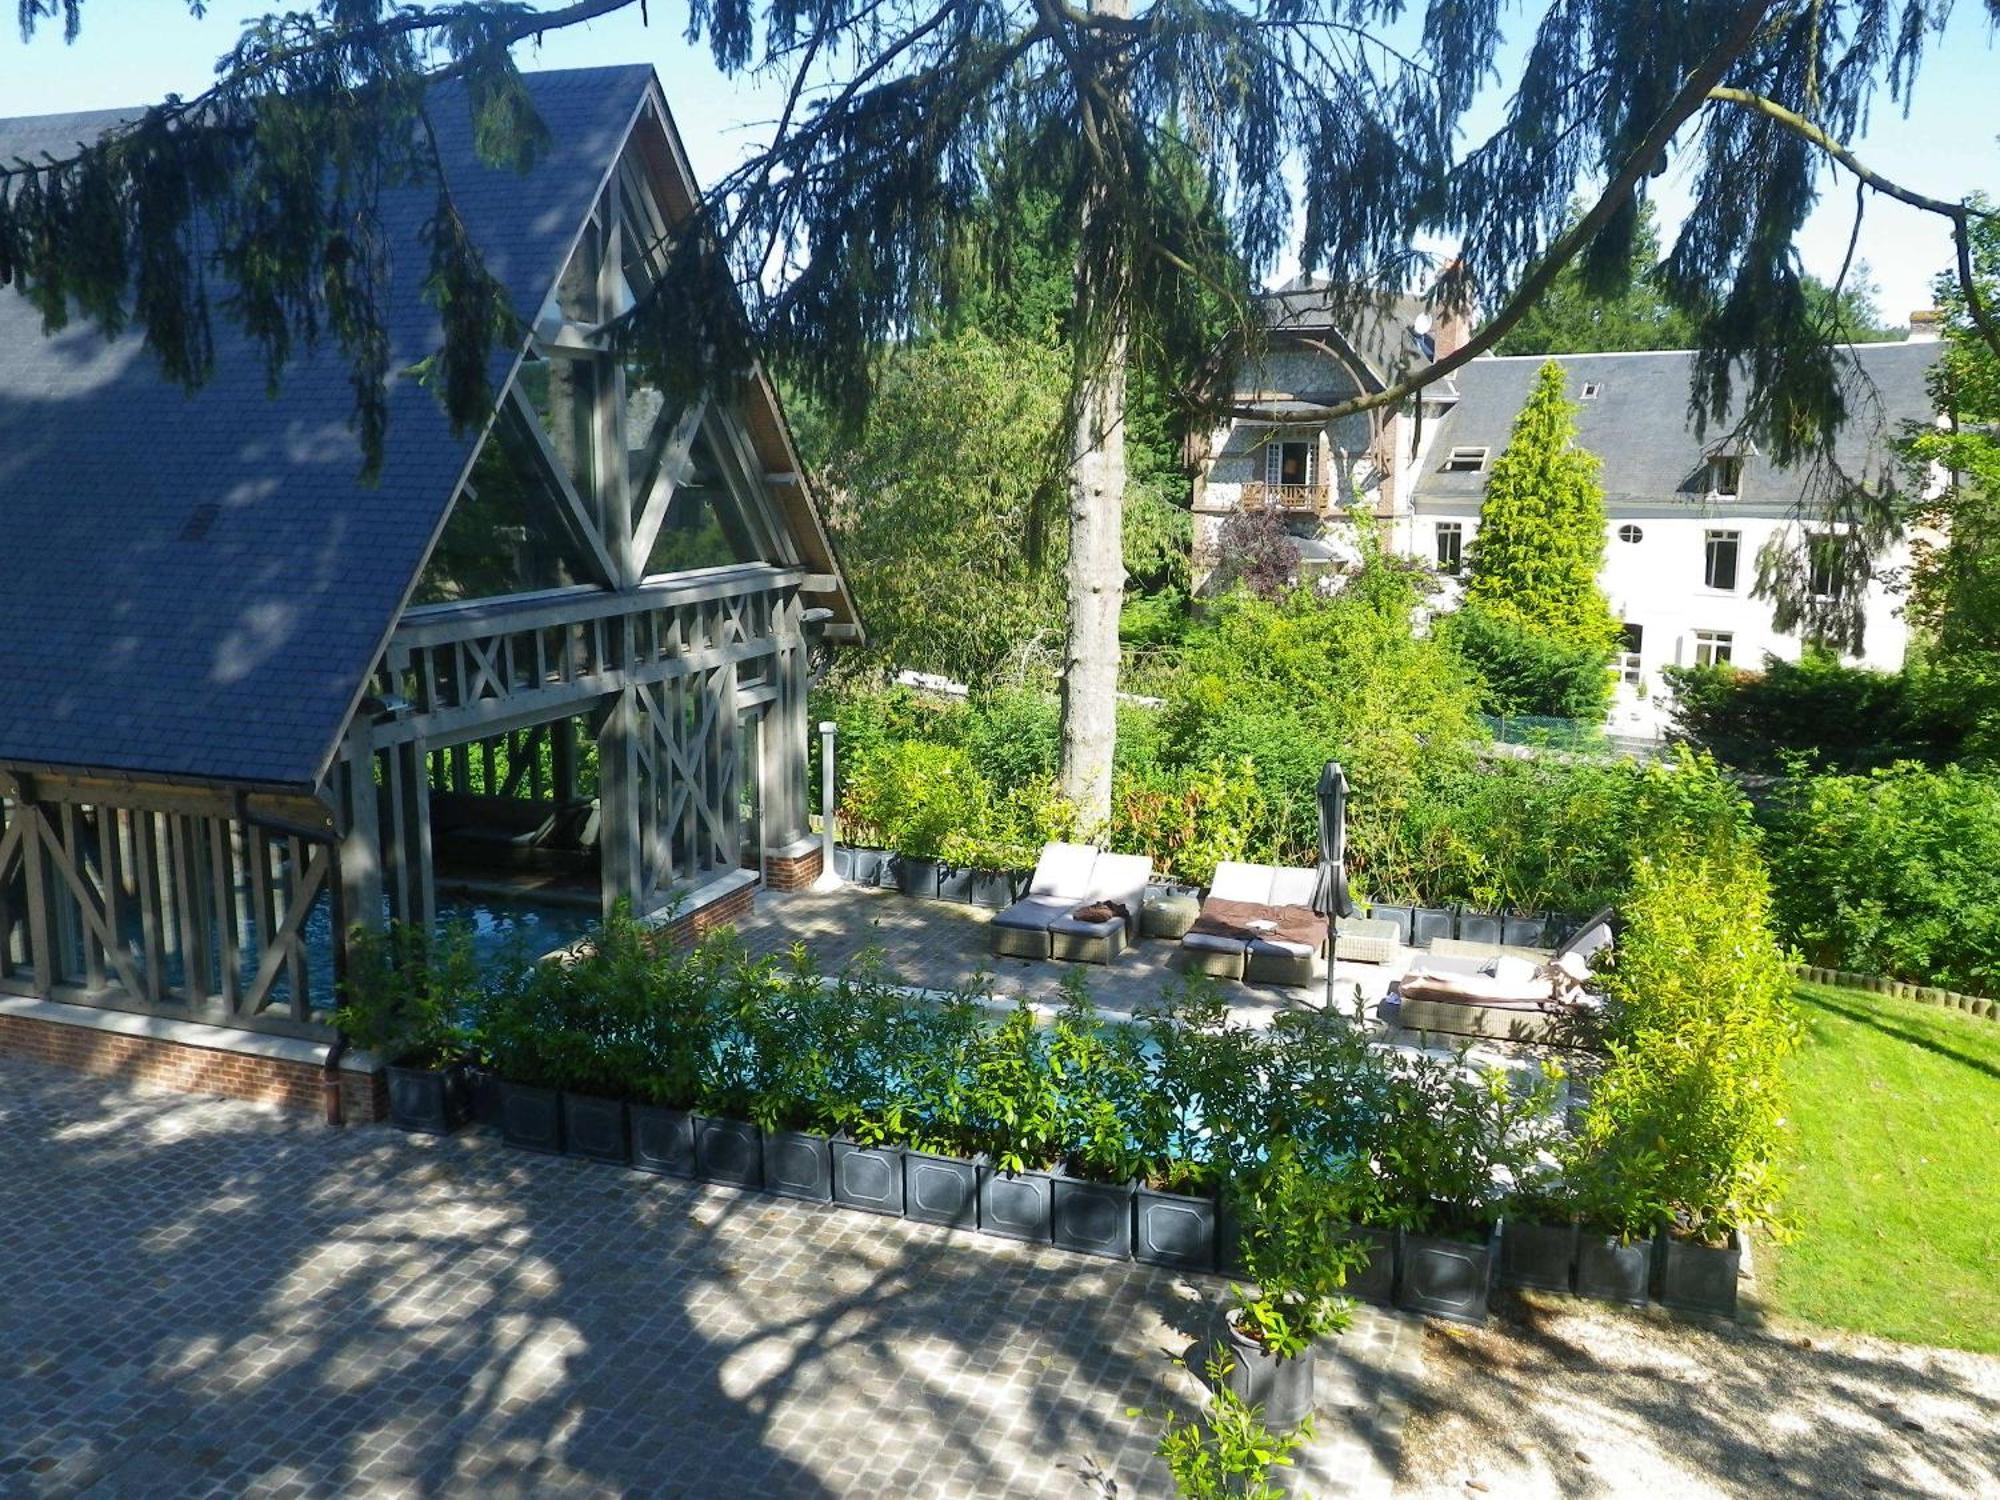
[1368,1048,1563,1237]
[1048,980,1153,1183]
[839,739,991,859]
[1111,757,1267,888]
[1462,361,1620,656]
[335,920,480,1068]
[1225,1139,1364,1357]
[1584,845,1801,1242]
[1765,763,2000,994]
[966,999,1064,1174]
[1665,653,1999,772]
[1445,602,1614,721]
[1151,1355,1312,1500]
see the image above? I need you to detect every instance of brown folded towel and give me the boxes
[1073,899,1130,925]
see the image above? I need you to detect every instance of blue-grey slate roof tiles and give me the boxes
[0,65,653,789]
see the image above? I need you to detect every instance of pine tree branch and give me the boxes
[1706,85,2000,364]
[1257,0,1782,427]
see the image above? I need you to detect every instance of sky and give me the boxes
[2,0,1996,326]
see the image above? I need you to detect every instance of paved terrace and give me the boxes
[0,1055,1423,1499]
[731,885,1407,1025]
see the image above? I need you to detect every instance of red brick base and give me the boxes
[0,1009,386,1122]
[763,845,825,892]
[662,878,759,948]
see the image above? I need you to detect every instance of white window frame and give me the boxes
[1440,446,1489,473]
[1806,530,1843,601]
[1703,528,1741,592]
[1581,381,1603,400]
[1435,520,1464,574]
[1616,523,1643,544]
[1693,629,1734,668]
[1617,623,1644,687]
[1709,455,1744,498]
[1264,434,1318,489]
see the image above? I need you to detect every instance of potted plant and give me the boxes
[1499,1175,1580,1294]
[898,993,987,1229]
[970,1001,1062,1244]
[691,951,772,1190]
[1216,1141,1363,1431]
[335,921,478,1135]
[1047,989,1146,1260]
[1131,988,1258,1273]
[474,951,567,1155]
[840,740,987,900]
[825,975,921,1217]
[628,923,729,1179]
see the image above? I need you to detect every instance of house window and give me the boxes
[1694,629,1734,668]
[1440,446,1489,473]
[1434,521,1464,574]
[1703,529,1740,591]
[1581,382,1603,400]
[1264,437,1318,489]
[1709,455,1744,497]
[1807,531,1843,599]
[1617,623,1643,686]
[1617,523,1643,544]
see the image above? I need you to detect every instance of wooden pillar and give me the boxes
[18,795,55,997]
[598,681,644,919]
[335,725,385,942]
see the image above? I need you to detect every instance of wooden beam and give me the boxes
[628,398,709,575]
[507,385,623,590]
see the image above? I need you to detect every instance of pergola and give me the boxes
[0,66,859,1039]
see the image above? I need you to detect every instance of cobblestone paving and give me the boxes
[0,1057,1422,1499]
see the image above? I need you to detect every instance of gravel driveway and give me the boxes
[1394,1294,2000,1499]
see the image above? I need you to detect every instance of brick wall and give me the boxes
[663,879,759,948]
[763,845,824,892]
[0,1010,387,1122]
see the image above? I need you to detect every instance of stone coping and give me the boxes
[0,993,379,1073]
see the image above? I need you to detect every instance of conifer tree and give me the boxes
[1464,361,1620,654]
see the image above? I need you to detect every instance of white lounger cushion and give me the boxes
[1089,852,1153,901]
[1029,841,1100,900]
[1207,861,1273,904]
[1267,865,1319,908]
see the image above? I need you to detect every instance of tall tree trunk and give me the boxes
[1057,0,1131,831]
[1058,325,1128,827]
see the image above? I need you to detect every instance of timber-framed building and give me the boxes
[0,66,858,1085]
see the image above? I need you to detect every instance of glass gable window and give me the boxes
[516,352,598,506]
[413,416,602,604]
[643,432,758,576]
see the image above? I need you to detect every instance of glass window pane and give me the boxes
[517,353,597,503]
[413,417,600,603]
[643,433,757,576]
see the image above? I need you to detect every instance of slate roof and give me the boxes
[0,66,707,791]
[1409,343,1940,511]
[1259,279,1433,393]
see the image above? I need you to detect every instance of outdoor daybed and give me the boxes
[989,842,1152,965]
[1393,908,1617,1044]
[1179,861,1327,986]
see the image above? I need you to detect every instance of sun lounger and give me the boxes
[990,843,1151,964]
[1179,861,1329,986]
[1394,909,1616,1045]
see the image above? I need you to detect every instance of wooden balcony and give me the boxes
[1240,481,1330,516]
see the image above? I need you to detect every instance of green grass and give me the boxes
[1768,982,2000,1353]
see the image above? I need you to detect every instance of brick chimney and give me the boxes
[1429,259,1476,359]
[1907,309,1942,344]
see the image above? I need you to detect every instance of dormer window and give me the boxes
[1581,382,1603,400]
[1709,454,1744,498]
[1441,446,1489,473]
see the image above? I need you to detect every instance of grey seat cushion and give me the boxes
[1052,912,1123,939]
[992,894,1077,932]
[1181,929,1247,954]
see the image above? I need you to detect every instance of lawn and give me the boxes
[1768,982,2000,1354]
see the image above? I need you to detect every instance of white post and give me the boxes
[811,719,843,891]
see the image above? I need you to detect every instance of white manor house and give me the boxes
[1193,281,1941,740]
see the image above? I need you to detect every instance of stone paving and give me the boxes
[0,1056,1423,1499]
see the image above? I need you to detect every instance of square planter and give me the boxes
[1367,904,1414,946]
[1499,1219,1577,1293]
[895,856,940,898]
[1397,1223,1501,1326]
[831,1140,905,1216]
[1503,912,1553,949]
[1576,1232,1653,1307]
[1052,1174,1136,1260]
[935,865,977,904]
[465,1064,503,1127]
[977,1163,1054,1245]
[903,1149,981,1229]
[1655,1230,1742,1316]
[1134,1185,1218,1272]
[836,845,889,887]
[1458,911,1506,946]
[695,1115,765,1189]
[1340,1225,1400,1306]
[1411,907,1455,947]
[561,1092,630,1165]
[630,1104,697,1179]
[385,1062,471,1135]
[497,1080,563,1155]
[763,1128,834,1202]
[969,868,1024,909]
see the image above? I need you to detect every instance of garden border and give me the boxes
[1796,965,2000,1022]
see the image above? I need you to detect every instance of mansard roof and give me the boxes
[1409,342,1940,512]
[0,66,854,791]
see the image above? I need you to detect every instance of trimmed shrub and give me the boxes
[1444,601,1614,721]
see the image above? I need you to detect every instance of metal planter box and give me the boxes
[696,1116,765,1189]
[1134,1185,1218,1272]
[1500,1219,1578,1293]
[1340,1225,1400,1306]
[1576,1232,1652,1307]
[630,1105,697,1179]
[1655,1230,1742,1316]
[762,1129,834,1202]
[1215,1313,1316,1432]
[1051,1175,1135,1260]
[836,845,889,886]
[969,869,1024,909]
[1397,1223,1501,1325]
[831,1140,906,1216]
[903,1149,981,1229]
[1411,907,1455,947]
[1459,911,1506,946]
[977,1164,1054,1245]
[385,1063,471,1136]
[895,856,940,898]
[560,1092,630,1165]
[498,1080,563,1155]
[934,865,977,903]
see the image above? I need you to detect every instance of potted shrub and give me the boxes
[474,949,567,1155]
[335,921,478,1136]
[1563,1158,1661,1307]
[628,924,731,1179]
[690,948,772,1189]
[1499,1176,1579,1294]
[741,959,845,1202]
[1216,1141,1364,1431]
[970,1001,1062,1244]
[821,973,924,1217]
[897,992,987,1229]
[1047,989,1147,1260]
[839,740,989,900]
